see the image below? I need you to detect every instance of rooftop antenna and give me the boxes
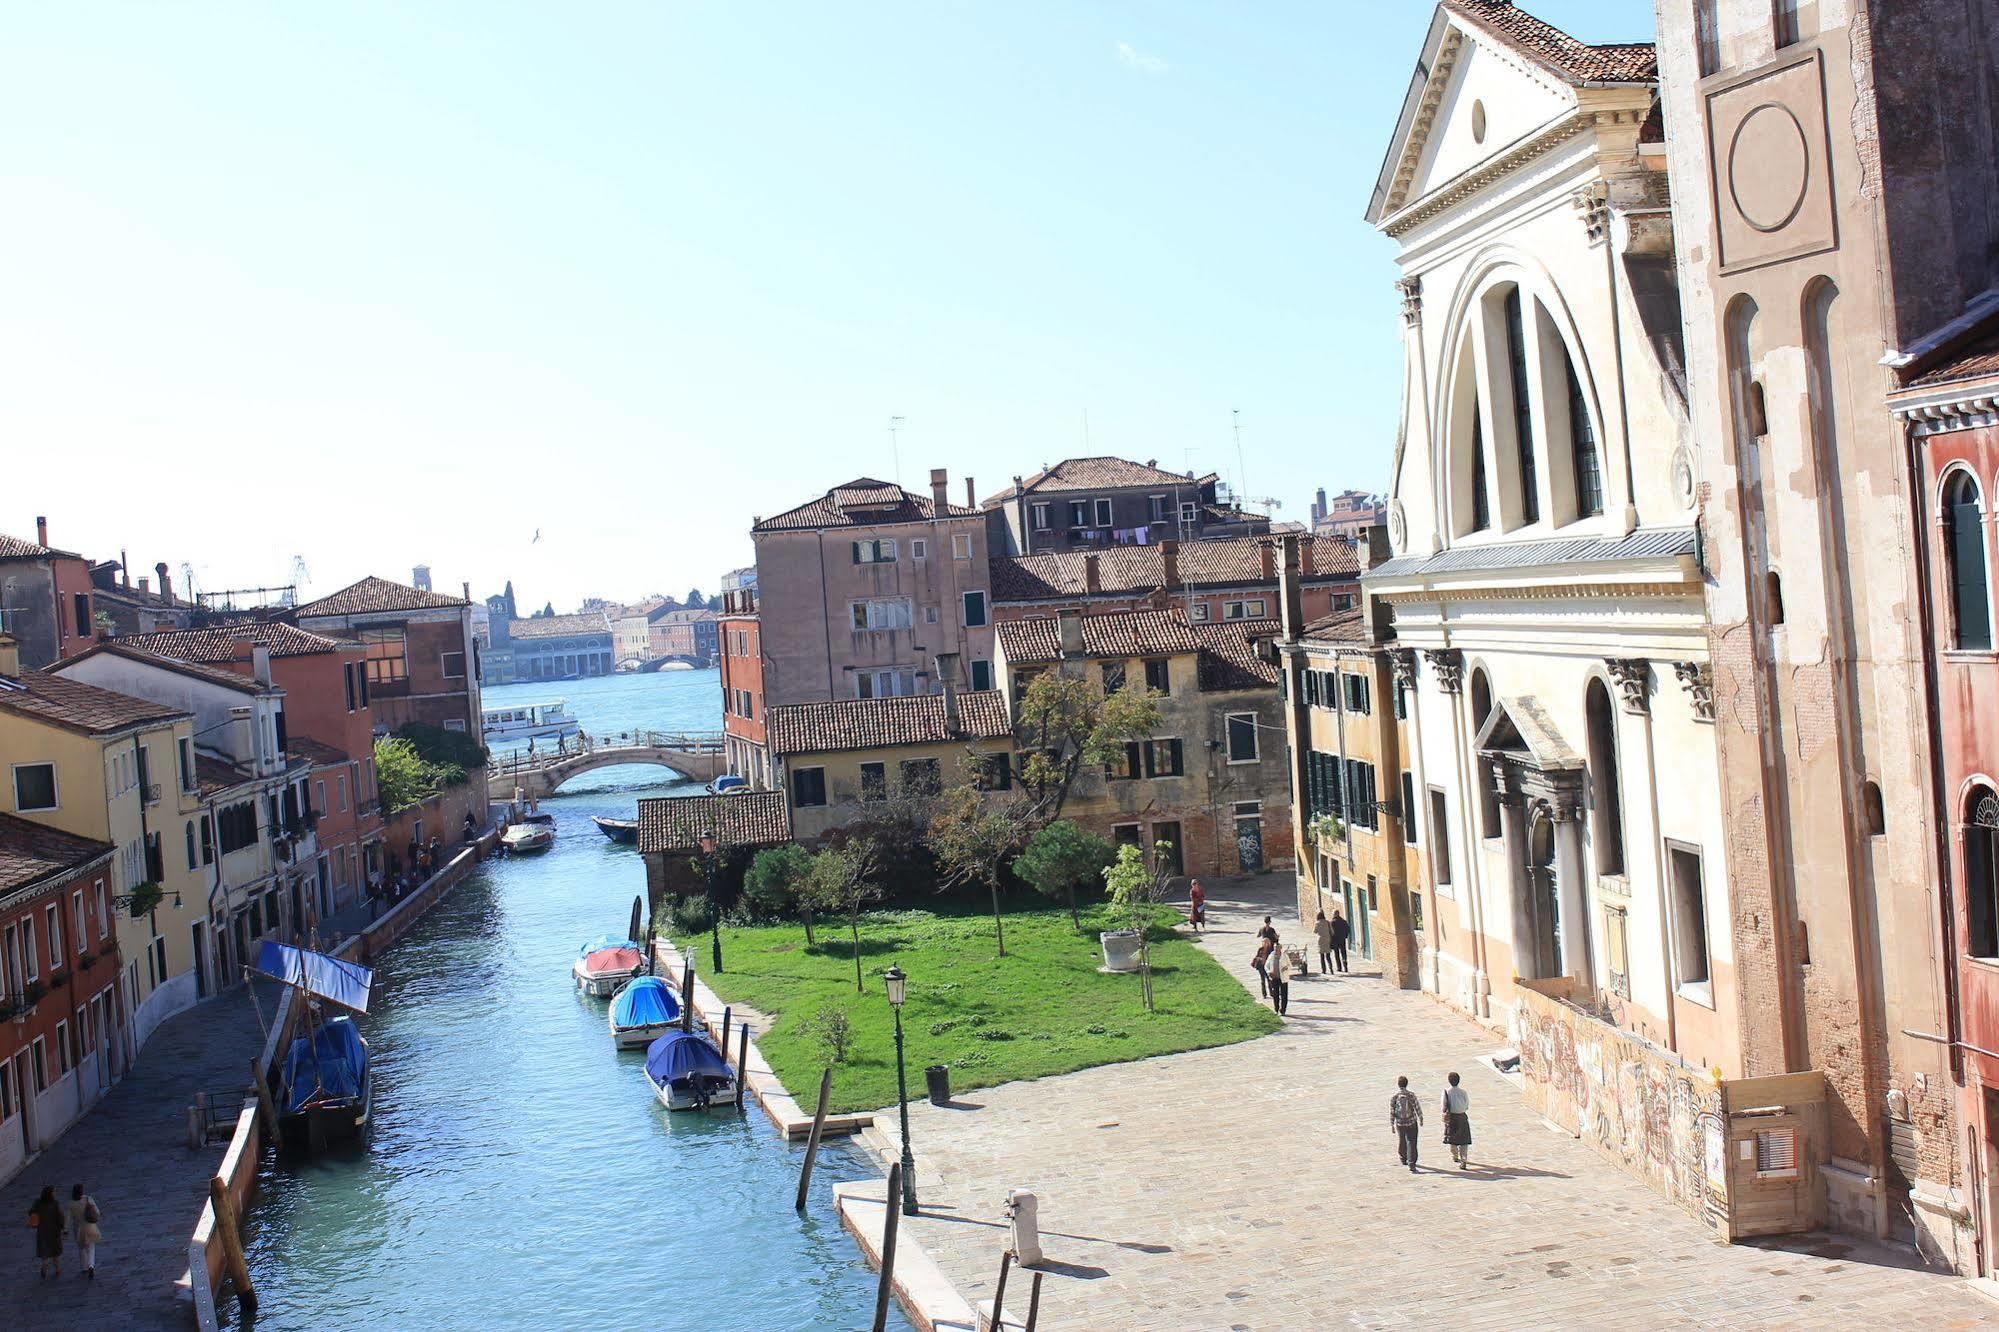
[1232,408,1250,502]
[888,415,906,488]
[1083,408,1091,451]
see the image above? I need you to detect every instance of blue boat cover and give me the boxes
[610,977,680,1028]
[579,935,639,958]
[254,941,373,1014]
[281,1016,367,1112]
[645,1030,729,1084]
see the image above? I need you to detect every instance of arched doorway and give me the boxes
[1527,808,1562,978]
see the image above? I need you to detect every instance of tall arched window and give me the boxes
[1585,679,1625,876]
[1565,355,1603,517]
[1502,287,1539,524]
[1967,787,1999,957]
[1945,471,1991,650]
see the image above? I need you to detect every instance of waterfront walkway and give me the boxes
[0,982,277,1331]
[869,875,1997,1330]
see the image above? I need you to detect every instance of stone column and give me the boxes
[1499,784,1531,984]
[1553,803,1590,983]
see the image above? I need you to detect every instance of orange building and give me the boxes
[717,584,768,788]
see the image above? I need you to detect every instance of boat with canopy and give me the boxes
[573,935,646,996]
[607,976,681,1048]
[644,1029,735,1110]
[253,941,375,1151]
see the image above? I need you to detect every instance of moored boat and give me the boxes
[644,1029,736,1110]
[591,815,639,844]
[607,976,681,1048]
[279,1016,373,1149]
[503,821,556,854]
[573,936,645,996]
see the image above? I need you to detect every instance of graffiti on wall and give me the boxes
[1515,981,1726,1227]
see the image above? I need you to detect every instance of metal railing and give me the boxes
[192,1087,251,1143]
[487,729,725,774]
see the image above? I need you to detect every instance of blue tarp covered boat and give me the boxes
[644,1030,735,1111]
[277,1014,372,1148]
[607,977,681,1048]
[254,940,373,1013]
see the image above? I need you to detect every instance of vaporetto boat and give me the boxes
[482,699,581,744]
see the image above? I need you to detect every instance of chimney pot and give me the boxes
[35,516,48,548]
[1146,459,1157,469]
[965,476,976,508]
[1083,552,1102,596]
[138,576,150,595]
[156,562,172,603]
[1057,607,1085,658]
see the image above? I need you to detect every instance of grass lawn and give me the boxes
[672,901,1279,1114]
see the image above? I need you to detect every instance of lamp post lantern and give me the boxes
[699,829,723,973]
[883,963,918,1214]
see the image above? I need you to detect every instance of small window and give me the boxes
[441,651,466,679]
[963,591,988,627]
[1604,904,1632,997]
[969,659,993,691]
[1400,771,1418,844]
[1224,601,1246,620]
[1246,599,1267,619]
[13,763,57,812]
[791,767,827,808]
[178,737,196,791]
[1189,603,1210,623]
[899,758,941,795]
[952,534,972,560]
[1143,659,1170,695]
[1094,498,1113,526]
[851,538,897,564]
[1755,1127,1800,1180]
[858,762,886,801]
[1149,495,1168,523]
[443,718,467,732]
[185,822,198,871]
[973,754,1012,791]
[1107,742,1142,781]
[1669,844,1711,990]
[1102,660,1126,696]
[1068,500,1089,528]
[1343,673,1371,715]
[1030,503,1050,532]
[924,606,939,624]
[1225,713,1258,763]
[1945,471,1990,649]
[1143,739,1185,778]
[46,904,63,966]
[1772,0,1802,48]
[1766,571,1786,627]
[1864,780,1885,836]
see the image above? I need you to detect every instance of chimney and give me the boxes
[1012,474,1024,498]
[156,562,172,603]
[1278,532,1305,641]
[138,576,150,595]
[1300,537,1317,577]
[1160,539,1180,591]
[1146,459,1157,469]
[930,468,949,514]
[35,516,48,548]
[1057,607,1084,658]
[120,550,129,588]
[1358,523,1391,571]
[935,652,961,731]
[0,634,18,678]
[462,581,471,603]
[1083,552,1102,596]
[1259,541,1276,583]
[965,476,976,508]
[413,565,433,592]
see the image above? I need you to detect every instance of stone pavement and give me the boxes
[0,983,276,1332]
[870,875,1999,1330]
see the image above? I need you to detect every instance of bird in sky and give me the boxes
[532,528,542,544]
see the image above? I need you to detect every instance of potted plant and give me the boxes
[1307,812,1346,844]
[127,880,163,918]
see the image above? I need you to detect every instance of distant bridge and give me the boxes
[491,730,727,800]
[614,656,710,674]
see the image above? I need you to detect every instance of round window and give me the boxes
[1471,100,1487,144]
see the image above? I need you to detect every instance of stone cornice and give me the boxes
[1892,383,1999,438]
[1382,112,1594,238]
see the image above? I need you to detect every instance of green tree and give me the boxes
[1013,820,1114,930]
[1103,841,1174,1013]
[803,836,886,993]
[743,844,818,944]
[375,736,438,812]
[926,784,1038,958]
[1013,674,1160,823]
[684,588,708,609]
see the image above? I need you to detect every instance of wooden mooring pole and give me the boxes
[794,1068,833,1211]
[249,1057,282,1150]
[735,1019,750,1109]
[680,953,695,1032]
[872,1163,903,1332]
[720,1006,731,1057]
[1023,1271,1044,1332]
[209,1175,258,1317]
[988,1250,1014,1332]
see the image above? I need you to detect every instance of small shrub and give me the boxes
[811,1006,854,1065]
[669,895,714,935]
[974,1028,1015,1042]
[928,1020,959,1037]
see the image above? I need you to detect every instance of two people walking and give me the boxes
[1313,910,1351,975]
[1390,1072,1473,1171]
[27,1183,101,1279]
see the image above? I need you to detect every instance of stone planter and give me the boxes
[1100,929,1143,973]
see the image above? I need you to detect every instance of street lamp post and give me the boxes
[699,829,723,974]
[883,963,918,1214]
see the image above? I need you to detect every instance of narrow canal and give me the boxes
[235,672,909,1330]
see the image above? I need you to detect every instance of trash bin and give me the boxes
[925,1064,951,1106]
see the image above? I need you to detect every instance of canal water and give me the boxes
[236,672,909,1330]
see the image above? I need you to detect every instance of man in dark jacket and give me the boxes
[1330,910,1352,973]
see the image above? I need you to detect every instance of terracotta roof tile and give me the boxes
[287,737,353,769]
[0,669,188,736]
[980,456,1214,508]
[64,642,275,695]
[755,478,978,533]
[1192,620,1282,690]
[1444,2,1656,85]
[508,613,612,639]
[766,691,1012,757]
[294,576,467,617]
[991,535,1357,602]
[1908,328,1999,389]
[0,814,114,898]
[997,609,1203,665]
[196,753,257,796]
[1300,608,1370,645]
[116,622,350,662]
[636,791,791,854]
[0,533,68,560]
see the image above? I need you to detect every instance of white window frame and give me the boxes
[1247,598,1268,618]
[1190,603,1211,623]
[11,762,58,813]
[1149,494,1169,522]
[911,538,928,561]
[1093,498,1113,526]
[94,881,108,940]
[963,590,989,628]
[1225,712,1260,764]
[73,890,85,956]
[1667,840,1714,1006]
[1223,601,1246,620]
[1030,502,1050,532]
[853,538,898,564]
[850,598,914,631]
[952,533,973,559]
[46,904,62,968]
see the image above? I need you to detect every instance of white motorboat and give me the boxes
[483,700,581,744]
[502,821,555,854]
[607,976,681,1049]
[644,1030,736,1110]
[573,937,645,997]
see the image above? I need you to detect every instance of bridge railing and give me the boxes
[487,729,726,774]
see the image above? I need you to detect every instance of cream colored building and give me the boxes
[1360,4,1738,1076]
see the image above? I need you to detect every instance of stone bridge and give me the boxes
[493,732,727,801]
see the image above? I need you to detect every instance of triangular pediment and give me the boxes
[1475,695,1581,771]
[1368,5,1635,225]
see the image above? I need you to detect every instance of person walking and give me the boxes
[1390,1076,1424,1171]
[1313,910,1335,975]
[1442,1072,1473,1169]
[1264,937,1290,1015]
[28,1184,64,1278]
[1330,909,1352,974]
[65,1184,100,1278]
[1257,915,1278,946]
[1252,938,1272,998]
[1188,879,1207,934]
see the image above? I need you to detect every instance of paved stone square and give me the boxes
[872,876,1999,1330]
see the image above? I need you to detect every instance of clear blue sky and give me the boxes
[2,1,1650,611]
